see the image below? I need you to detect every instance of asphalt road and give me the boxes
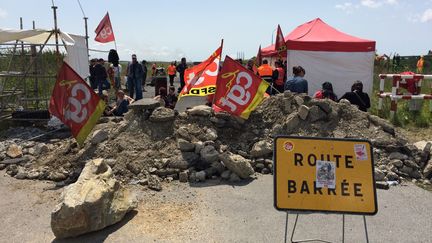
[1,171,431,243]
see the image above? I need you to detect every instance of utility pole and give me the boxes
[51,5,60,64]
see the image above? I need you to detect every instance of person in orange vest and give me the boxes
[273,61,285,93]
[258,59,274,95]
[151,63,157,76]
[417,56,424,73]
[167,61,177,87]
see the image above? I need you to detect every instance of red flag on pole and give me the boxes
[49,62,106,145]
[94,12,115,43]
[213,56,269,119]
[255,45,262,67]
[275,24,287,54]
[179,43,223,97]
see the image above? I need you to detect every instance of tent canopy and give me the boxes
[0,28,75,45]
[262,18,375,57]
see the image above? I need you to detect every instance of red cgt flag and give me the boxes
[275,24,287,53]
[213,56,269,119]
[180,45,223,97]
[94,12,115,43]
[49,62,106,145]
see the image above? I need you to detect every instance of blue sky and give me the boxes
[1,0,431,61]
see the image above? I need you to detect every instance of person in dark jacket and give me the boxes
[338,80,370,112]
[89,58,97,89]
[176,57,188,92]
[94,58,108,95]
[127,54,144,100]
[285,66,308,94]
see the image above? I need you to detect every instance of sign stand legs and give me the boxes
[284,213,332,243]
[284,213,369,243]
[363,215,370,243]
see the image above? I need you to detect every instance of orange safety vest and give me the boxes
[258,64,273,77]
[167,65,176,75]
[275,67,285,85]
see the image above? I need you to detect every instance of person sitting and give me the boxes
[338,80,370,112]
[106,90,134,116]
[100,91,113,116]
[166,86,178,109]
[154,87,168,107]
[313,82,337,101]
[284,66,308,94]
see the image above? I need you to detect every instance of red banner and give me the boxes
[213,56,269,119]
[275,24,287,53]
[94,12,115,43]
[180,45,222,97]
[49,62,105,145]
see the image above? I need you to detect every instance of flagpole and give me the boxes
[212,39,224,105]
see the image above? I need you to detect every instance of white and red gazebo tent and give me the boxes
[261,18,376,98]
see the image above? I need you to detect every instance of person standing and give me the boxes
[167,62,177,87]
[94,58,108,95]
[127,54,144,100]
[258,59,274,95]
[176,57,188,92]
[284,66,308,94]
[273,61,285,93]
[151,63,157,77]
[141,60,148,92]
[89,58,97,89]
[417,56,424,73]
[338,80,370,112]
[109,61,122,91]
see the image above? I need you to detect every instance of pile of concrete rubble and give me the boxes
[1,92,431,190]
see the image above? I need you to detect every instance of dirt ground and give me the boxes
[1,170,432,243]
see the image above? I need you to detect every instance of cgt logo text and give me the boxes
[219,70,252,112]
[65,83,91,123]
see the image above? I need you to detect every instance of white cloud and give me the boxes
[0,8,7,19]
[360,0,397,8]
[335,2,358,13]
[421,8,432,22]
[361,0,382,8]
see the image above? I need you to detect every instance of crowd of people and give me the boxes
[88,50,184,117]
[89,50,371,117]
[256,59,370,112]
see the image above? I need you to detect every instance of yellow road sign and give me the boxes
[274,136,377,215]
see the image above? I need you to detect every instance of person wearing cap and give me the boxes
[127,54,144,100]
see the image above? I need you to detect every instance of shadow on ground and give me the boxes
[51,210,138,243]
[188,177,256,188]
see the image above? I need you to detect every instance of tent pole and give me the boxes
[84,17,89,57]
[51,5,60,65]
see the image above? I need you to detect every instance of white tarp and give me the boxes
[286,50,375,98]
[64,34,88,80]
[0,28,74,45]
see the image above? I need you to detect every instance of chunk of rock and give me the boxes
[91,129,109,145]
[196,171,206,182]
[200,145,219,164]
[250,140,272,158]
[186,105,212,116]
[388,152,408,161]
[308,105,327,122]
[6,144,23,158]
[229,172,241,182]
[219,152,254,179]
[423,160,432,179]
[149,107,175,122]
[177,139,195,152]
[297,105,309,120]
[374,168,386,181]
[148,175,162,191]
[368,115,395,136]
[386,171,399,181]
[51,159,136,239]
[179,171,189,183]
